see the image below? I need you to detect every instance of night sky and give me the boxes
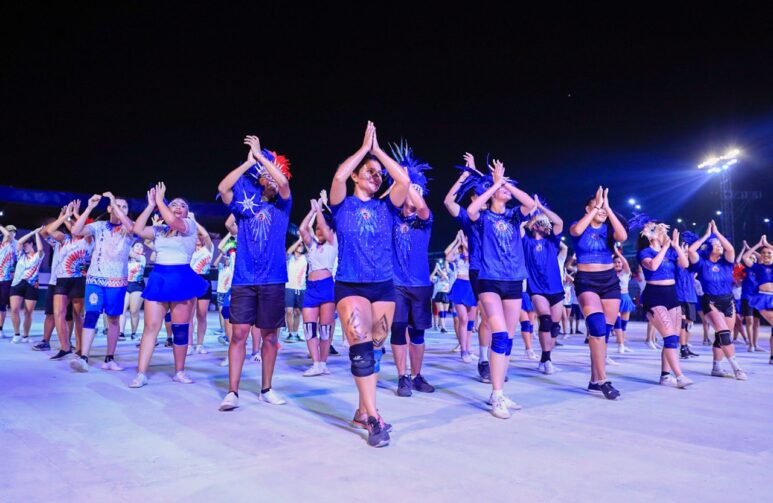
[3,5,772,247]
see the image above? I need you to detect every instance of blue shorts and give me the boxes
[394,285,433,329]
[304,276,335,308]
[85,283,127,317]
[142,264,208,303]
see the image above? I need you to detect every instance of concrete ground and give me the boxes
[0,316,771,503]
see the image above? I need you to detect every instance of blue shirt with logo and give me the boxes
[571,222,613,265]
[391,208,432,287]
[477,207,527,281]
[523,231,563,294]
[637,247,679,282]
[693,256,733,296]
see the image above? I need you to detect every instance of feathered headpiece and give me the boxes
[628,211,668,240]
[387,140,432,196]
[699,233,719,258]
[455,154,517,198]
[248,148,292,182]
[681,231,699,245]
[526,195,553,231]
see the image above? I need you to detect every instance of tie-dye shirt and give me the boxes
[0,239,17,281]
[85,221,133,287]
[190,246,213,275]
[12,250,44,286]
[127,255,146,283]
[54,235,91,279]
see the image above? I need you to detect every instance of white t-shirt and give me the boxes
[85,221,133,287]
[153,219,197,266]
[307,240,337,273]
[190,246,213,275]
[618,271,631,294]
[286,254,307,290]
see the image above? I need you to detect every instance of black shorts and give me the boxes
[571,304,583,319]
[284,288,304,309]
[335,280,396,304]
[394,285,433,329]
[54,277,86,299]
[469,269,480,299]
[477,279,523,300]
[45,287,74,320]
[229,284,286,329]
[641,284,680,312]
[0,280,10,310]
[680,301,697,322]
[740,298,761,319]
[126,281,145,294]
[529,291,566,308]
[198,276,213,300]
[574,269,621,300]
[700,294,735,318]
[432,291,450,304]
[11,280,38,301]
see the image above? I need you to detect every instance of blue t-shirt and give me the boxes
[637,247,679,282]
[228,176,292,286]
[331,196,395,283]
[522,231,563,294]
[675,267,697,302]
[391,209,432,287]
[454,207,481,272]
[571,222,613,265]
[693,256,734,296]
[750,262,773,287]
[477,208,527,281]
[741,266,758,300]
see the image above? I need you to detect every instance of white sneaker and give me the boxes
[129,372,148,388]
[70,357,89,372]
[320,362,331,375]
[195,345,208,355]
[659,374,677,386]
[186,345,194,356]
[711,367,732,378]
[734,369,748,381]
[525,349,538,361]
[303,363,324,377]
[489,395,511,419]
[172,371,194,384]
[646,340,658,350]
[622,345,634,353]
[11,335,21,344]
[538,361,555,375]
[219,391,239,411]
[487,393,522,410]
[219,357,229,367]
[259,389,287,405]
[747,345,754,352]
[250,352,261,363]
[451,344,461,353]
[605,356,620,366]
[461,352,472,363]
[676,375,694,388]
[20,336,29,343]
[101,360,124,371]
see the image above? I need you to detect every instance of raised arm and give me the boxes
[102,191,134,232]
[312,199,335,245]
[130,188,158,241]
[710,220,735,263]
[407,185,430,220]
[298,204,316,247]
[331,122,374,206]
[641,238,671,272]
[71,194,103,237]
[34,229,44,256]
[444,233,461,262]
[559,241,569,263]
[246,136,290,200]
[217,232,234,253]
[286,238,303,256]
[688,223,713,264]
[370,127,410,208]
[16,227,40,251]
[613,245,631,274]
[43,205,71,243]
[503,181,536,216]
[670,229,689,269]
[467,161,506,221]
[742,237,764,267]
[570,187,603,237]
[602,188,627,242]
[194,219,213,251]
[224,214,237,236]
[534,195,564,235]
[443,153,476,217]
[152,183,188,234]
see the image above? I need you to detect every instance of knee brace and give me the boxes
[681,319,689,330]
[349,341,375,377]
[466,320,475,331]
[171,323,189,345]
[712,334,722,348]
[586,312,607,338]
[663,335,679,349]
[221,306,230,320]
[491,331,510,355]
[520,320,533,334]
[621,319,628,331]
[717,330,732,347]
[319,324,332,341]
[304,322,317,341]
[408,328,425,345]
[390,322,408,345]
[538,315,553,334]
[164,312,171,323]
[551,322,560,339]
[605,323,614,343]
[505,337,514,356]
[84,311,100,330]
[614,316,622,330]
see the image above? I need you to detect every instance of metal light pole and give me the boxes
[698,149,741,244]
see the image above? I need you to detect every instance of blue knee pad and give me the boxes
[438,311,446,319]
[467,320,475,331]
[349,341,375,377]
[390,322,408,345]
[408,328,425,345]
[165,312,171,323]
[663,335,679,349]
[605,323,614,343]
[304,322,317,341]
[586,312,607,338]
[221,306,230,320]
[621,319,628,331]
[491,331,510,355]
[84,311,101,330]
[538,315,552,334]
[505,337,513,356]
[520,321,533,333]
[171,323,189,346]
[614,316,622,330]
[451,311,457,318]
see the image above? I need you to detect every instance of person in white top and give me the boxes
[612,246,635,354]
[446,231,477,362]
[9,226,44,342]
[188,217,214,355]
[0,223,19,337]
[129,184,208,387]
[430,260,451,333]
[284,239,307,342]
[298,197,338,376]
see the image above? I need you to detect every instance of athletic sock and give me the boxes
[540,350,551,363]
[712,360,721,370]
[104,355,114,363]
[661,371,670,377]
[479,345,489,362]
[261,387,271,394]
[727,356,741,372]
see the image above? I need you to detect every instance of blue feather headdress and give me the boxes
[699,233,719,257]
[387,140,432,196]
[681,231,699,245]
[455,154,517,199]
[628,211,668,239]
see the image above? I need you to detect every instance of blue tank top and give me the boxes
[637,247,679,282]
[750,262,773,287]
[675,267,697,302]
[331,196,395,283]
[693,256,733,296]
[391,209,432,287]
[477,208,527,281]
[455,207,481,272]
[571,222,613,265]
[522,231,563,294]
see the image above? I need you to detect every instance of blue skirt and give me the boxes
[521,291,534,312]
[619,293,636,313]
[142,264,208,303]
[303,276,335,308]
[749,291,773,311]
[448,278,476,307]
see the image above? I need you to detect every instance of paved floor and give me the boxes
[1,316,771,502]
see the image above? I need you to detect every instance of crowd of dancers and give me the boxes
[1,123,771,448]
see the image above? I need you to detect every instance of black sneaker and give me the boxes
[412,373,435,393]
[478,361,491,383]
[440,328,447,334]
[130,333,136,340]
[600,381,620,400]
[352,410,392,432]
[50,349,72,360]
[687,348,700,358]
[118,333,126,341]
[584,336,589,344]
[285,334,296,343]
[366,416,390,448]
[329,345,340,355]
[587,381,603,394]
[397,375,413,397]
[165,338,173,348]
[32,340,51,351]
[680,348,690,359]
[576,329,583,334]
[554,341,564,347]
